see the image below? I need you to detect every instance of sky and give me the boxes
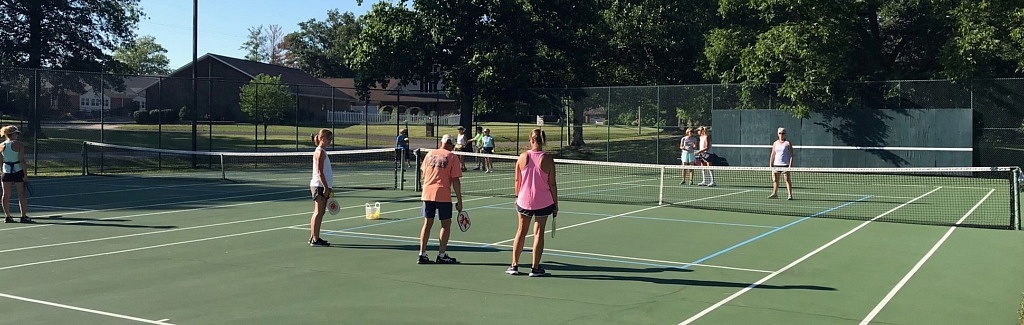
[135,0,374,69]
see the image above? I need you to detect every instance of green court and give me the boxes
[1,152,1023,324]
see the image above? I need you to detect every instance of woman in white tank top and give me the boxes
[0,125,30,223]
[768,127,794,200]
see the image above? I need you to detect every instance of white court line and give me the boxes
[0,188,314,233]
[0,196,496,271]
[678,186,943,325]
[859,189,995,325]
[489,190,754,246]
[0,292,174,324]
[330,230,773,274]
[0,200,382,254]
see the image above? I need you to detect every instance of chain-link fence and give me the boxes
[491,80,1024,167]
[0,67,461,175]
[1,66,1022,175]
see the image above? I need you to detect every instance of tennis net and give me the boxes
[82,142,403,190]
[417,149,1021,229]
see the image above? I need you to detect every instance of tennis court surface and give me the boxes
[1,143,1022,324]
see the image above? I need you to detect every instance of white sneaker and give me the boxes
[706,182,716,187]
[697,182,707,186]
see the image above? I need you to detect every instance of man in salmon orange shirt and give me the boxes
[417,134,464,264]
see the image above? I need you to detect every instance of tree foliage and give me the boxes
[241,25,269,63]
[0,0,142,136]
[239,74,294,142]
[282,10,359,78]
[113,35,170,75]
[703,0,1024,117]
[346,0,606,142]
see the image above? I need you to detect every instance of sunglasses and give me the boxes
[778,132,786,135]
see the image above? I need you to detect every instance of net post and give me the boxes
[400,148,406,191]
[220,154,225,180]
[81,141,88,176]
[414,149,422,191]
[1014,168,1021,230]
[658,166,665,205]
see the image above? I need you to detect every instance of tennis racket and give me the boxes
[457,210,471,232]
[327,198,340,216]
[551,213,556,238]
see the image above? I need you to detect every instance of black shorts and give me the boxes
[516,203,556,217]
[310,186,331,200]
[1,170,25,183]
[482,147,494,154]
[422,201,454,220]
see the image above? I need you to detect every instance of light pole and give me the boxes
[190,0,198,167]
[432,63,441,144]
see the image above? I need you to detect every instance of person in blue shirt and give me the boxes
[481,128,495,173]
[396,128,413,169]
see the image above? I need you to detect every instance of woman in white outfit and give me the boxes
[767,127,794,200]
[694,126,715,187]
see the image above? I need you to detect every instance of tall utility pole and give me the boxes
[190,0,199,167]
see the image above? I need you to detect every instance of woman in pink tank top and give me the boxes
[506,129,558,277]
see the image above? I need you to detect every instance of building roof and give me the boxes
[320,78,453,107]
[165,53,354,101]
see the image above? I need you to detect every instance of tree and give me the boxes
[265,24,286,65]
[701,0,1024,118]
[113,35,170,75]
[347,1,605,144]
[239,74,294,143]
[282,10,359,77]
[0,0,142,137]
[595,0,715,86]
[241,24,288,65]
[241,25,269,62]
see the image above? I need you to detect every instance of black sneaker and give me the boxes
[529,267,549,277]
[4,216,14,223]
[505,265,520,275]
[309,238,330,247]
[435,254,458,264]
[417,255,431,264]
[19,217,34,224]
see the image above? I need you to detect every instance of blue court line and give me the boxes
[323,231,694,271]
[680,195,873,269]
[484,206,778,229]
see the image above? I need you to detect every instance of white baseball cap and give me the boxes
[440,134,453,144]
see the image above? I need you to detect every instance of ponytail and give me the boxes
[311,129,333,145]
[530,128,546,149]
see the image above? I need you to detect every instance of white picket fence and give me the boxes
[327,111,461,125]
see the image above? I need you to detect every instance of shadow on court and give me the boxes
[335,243,503,253]
[547,262,833,290]
[23,216,176,229]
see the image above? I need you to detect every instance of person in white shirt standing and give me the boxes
[767,127,794,200]
[694,126,715,187]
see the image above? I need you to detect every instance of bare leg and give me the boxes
[784,172,793,199]
[510,214,531,267]
[310,196,326,240]
[419,218,435,254]
[438,218,452,254]
[2,182,12,217]
[531,216,549,269]
[15,183,26,217]
[769,172,779,197]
